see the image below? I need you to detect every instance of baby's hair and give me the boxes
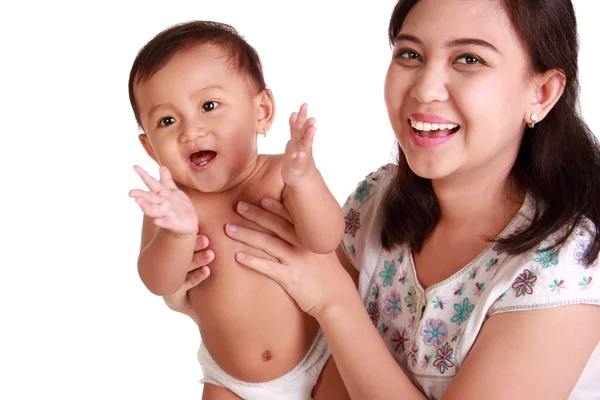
[128,20,267,126]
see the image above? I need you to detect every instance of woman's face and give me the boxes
[384,0,535,185]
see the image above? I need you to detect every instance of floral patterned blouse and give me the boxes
[341,164,600,399]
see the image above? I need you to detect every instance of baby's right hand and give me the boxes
[129,165,198,237]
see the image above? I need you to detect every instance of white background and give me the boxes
[1,1,598,399]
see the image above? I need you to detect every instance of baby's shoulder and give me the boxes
[244,154,285,201]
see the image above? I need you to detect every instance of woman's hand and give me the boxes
[225,198,357,318]
[162,234,214,325]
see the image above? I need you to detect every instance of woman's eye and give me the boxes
[396,49,422,61]
[159,116,176,127]
[202,101,220,112]
[456,54,484,65]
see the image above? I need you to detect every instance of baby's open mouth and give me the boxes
[190,150,216,167]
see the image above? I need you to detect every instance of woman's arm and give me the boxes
[227,199,426,399]
[227,199,600,399]
[443,304,600,399]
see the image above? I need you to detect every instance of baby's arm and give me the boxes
[281,104,345,254]
[129,165,199,296]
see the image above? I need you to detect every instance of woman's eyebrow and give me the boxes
[394,34,499,53]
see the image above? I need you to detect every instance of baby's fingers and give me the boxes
[159,166,178,190]
[300,125,317,149]
[133,165,162,192]
[296,103,308,129]
[129,189,163,204]
[134,198,167,219]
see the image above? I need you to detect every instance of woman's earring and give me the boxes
[528,113,538,128]
[260,128,266,137]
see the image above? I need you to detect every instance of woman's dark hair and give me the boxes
[128,21,266,126]
[382,0,600,264]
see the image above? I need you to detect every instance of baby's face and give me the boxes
[134,44,262,193]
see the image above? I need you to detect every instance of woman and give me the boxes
[168,0,600,398]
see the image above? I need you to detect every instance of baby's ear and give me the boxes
[255,89,275,134]
[138,133,159,163]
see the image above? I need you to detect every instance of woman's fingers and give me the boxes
[235,252,286,286]
[236,201,299,246]
[260,198,293,223]
[225,223,295,261]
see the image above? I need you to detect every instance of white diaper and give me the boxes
[197,328,331,400]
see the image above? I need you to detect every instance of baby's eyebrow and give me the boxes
[147,103,172,118]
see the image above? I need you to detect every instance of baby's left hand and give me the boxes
[282,103,319,187]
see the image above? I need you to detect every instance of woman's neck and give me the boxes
[432,168,525,230]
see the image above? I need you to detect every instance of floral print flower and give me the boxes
[397,252,404,263]
[390,328,409,353]
[384,291,402,319]
[575,241,598,269]
[407,315,416,330]
[354,181,373,203]
[485,258,499,272]
[344,209,361,237]
[367,301,380,326]
[579,276,593,290]
[421,355,432,368]
[371,285,379,299]
[366,171,381,182]
[409,341,419,367]
[379,260,397,287]
[347,244,356,259]
[512,269,537,297]
[473,282,485,297]
[453,281,464,296]
[432,296,448,310]
[421,319,448,347]
[404,286,418,314]
[513,224,525,234]
[534,249,559,269]
[378,323,389,337]
[398,269,407,285]
[468,266,480,280]
[433,343,455,374]
[451,298,475,326]
[550,279,566,293]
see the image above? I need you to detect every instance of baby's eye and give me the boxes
[159,116,176,127]
[455,54,484,65]
[202,101,220,113]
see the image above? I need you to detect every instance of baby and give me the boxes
[127,21,344,399]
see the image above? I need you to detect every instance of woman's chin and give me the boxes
[406,159,457,181]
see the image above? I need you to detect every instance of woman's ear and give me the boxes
[525,69,566,125]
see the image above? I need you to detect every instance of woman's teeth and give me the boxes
[410,120,458,131]
[410,119,459,138]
